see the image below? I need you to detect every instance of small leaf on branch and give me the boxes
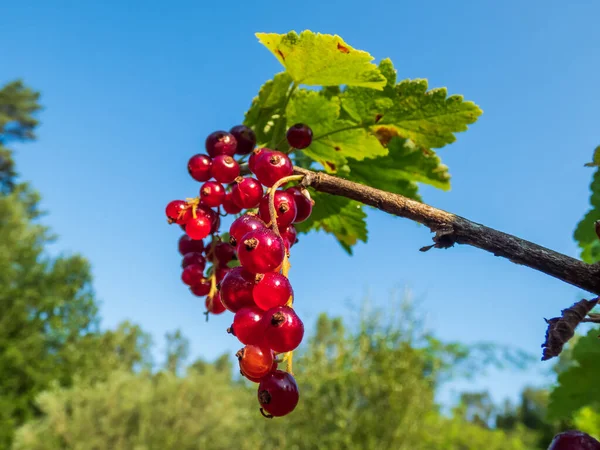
[541,297,599,361]
[574,166,600,263]
[244,72,293,144]
[295,190,367,254]
[584,145,600,167]
[255,30,386,89]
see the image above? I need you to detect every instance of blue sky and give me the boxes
[2,0,599,407]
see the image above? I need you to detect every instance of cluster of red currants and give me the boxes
[165,122,314,418]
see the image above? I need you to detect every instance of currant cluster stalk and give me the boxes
[165,124,316,418]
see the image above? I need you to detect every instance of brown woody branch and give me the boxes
[294,166,600,295]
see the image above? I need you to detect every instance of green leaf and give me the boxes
[548,328,600,421]
[243,72,293,144]
[342,59,482,149]
[256,31,386,89]
[226,259,241,269]
[295,190,367,254]
[286,89,387,172]
[574,167,600,263]
[347,136,450,198]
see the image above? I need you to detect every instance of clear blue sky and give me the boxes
[2,0,599,407]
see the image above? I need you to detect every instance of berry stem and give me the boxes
[206,237,219,308]
[270,82,297,149]
[185,197,201,219]
[267,175,305,237]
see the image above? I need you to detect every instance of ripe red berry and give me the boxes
[252,151,293,187]
[548,431,600,450]
[219,266,256,312]
[249,148,273,173]
[185,215,212,240]
[242,360,278,383]
[229,306,266,345]
[205,292,226,314]
[237,228,285,274]
[280,225,298,251]
[286,187,314,223]
[210,155,240,183]
[205,130,237,157]
[181,252,206,271]
[229,214,267,247]
[222,193,242,214]
[230,177,264,209]
[197,205,220,234]
[187,154,212,182]
[263,306,304,353]
[237,344,274,380]
[286,123,313,149]
[253,273,293,311]
[258,370,299,417]
[200,181,226,207]
[190,278,211,297]
[215,265,230,282]
[178,235,204,255]
[181,263,205,286]
[214,242,235,264]
[258,191,297,229]
[230,125,256,155]
[166,200,191,225]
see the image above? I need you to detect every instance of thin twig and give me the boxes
[293,166,600,295]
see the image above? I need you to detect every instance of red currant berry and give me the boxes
[252,151,293,187]
[242,360,278,383]
[258,191,297,229]
[200,181,226,207]
[185,215,211,240]
[249,148,273,173]
[229,214,267,247]
[286,187,314,223]
[548,431,600,450]
[205,130,237,157]
[230,125,256,155]
[219,266,256,312]
[214,242,235,264]
[230,177,264,209]
[210,155,240,183]
[181,263,205,286]
[237,344,274,380]
[280,225,298,251]
[190,278,211,297]
[181,252,206,271]
[166,200,191,225]
[187,154,212,182]
[258,370,299,417]
[222,193,242,214]
[228,306,266,345]
[197,205,220,234]
[215,265,230,282]
[253,273,293,311]
[286,123,313,149]
[205,292,226,314]
[178,235,204,255]
[263,306,304,353]
[237,228,285,274]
